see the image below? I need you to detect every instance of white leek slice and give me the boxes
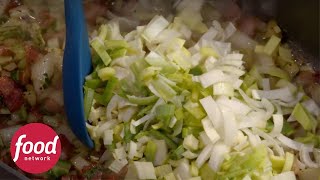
[270,171,296,180]
[154,140,168,166]
[242,128,261,147]
[109,159,128,173]
[155,164,173,178]
[183,134,199,151]
[103,129,114,145]
[253,128,285,157]
[224,22,237,39]
[264,35,281,56]
[253,87,293,102]
[128,141,138,159]
[199,96,223,129]
[262,78,270,90]
[182,150,198,159]
[198,69,225,88]
[269,114,283,137]
[277,134,313,152]
[196,144,213,168]
[134,161,157,179]
[213,82,234,97]
[216,97,251,116]
[199,131,211,146]
[201,118,220,144]
[221,109,238,146]
[142,15,170,42]
[174,159,191,180]
[208,143,230,171]
[188,177,202,180]
[132,114,154,127]
[97,119,117,137]
[164,172,177,180]
[299,146,319,168]
[113,146,127,160]
[282,152,294,172]
[302,99,320,116]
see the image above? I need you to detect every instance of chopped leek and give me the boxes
[292,103,317,131]
[83,7,320,179]
[145,140,157,162]
[264,35,281,55]
[133,161,157,179]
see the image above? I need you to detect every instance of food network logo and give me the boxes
[10,123,61,174]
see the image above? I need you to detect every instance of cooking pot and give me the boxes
[0,0,318,179]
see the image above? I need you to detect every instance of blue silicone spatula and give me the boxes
[63,0,94,148]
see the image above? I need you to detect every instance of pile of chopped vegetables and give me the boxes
[83,0,320,179]
[0,0,319,179]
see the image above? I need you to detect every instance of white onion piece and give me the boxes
[242,128,261,147]
[261,98,275,121]
[174,159,191,180]
[106,95,121,120]
[302,99,320,116]
[262,78,271,90]
[202,118,220,144]
[182,150,198,159]
[97,119,117,137]
[272,92,304,108]
[0,125,21,145]
[269,114,284,137]
[224,22,237,39]
[295,158,306,170]
[208,143,230,171]
[274,103,283,115]
[254,87,294,102]
[106,11,140,33]
[229,31,257,50]
[216,97,251,115]
[196,143,213,168]
[199,131,211,146]
[238,89,264,110]
[277,134,313,152]
[239,111,266,129]
[270,171,296,180]
[153,140,168,166]
[200,96,223,129]
[252,128,284,157]
[314,149,320,164]
[221,108,238,146]
[31,52,61,95]
[299,146,319,168]
[200,27,218,41]
[0,0,9,16]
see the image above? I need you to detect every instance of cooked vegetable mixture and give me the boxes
[0,0,319,179]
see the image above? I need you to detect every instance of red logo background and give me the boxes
[10,123,61,174]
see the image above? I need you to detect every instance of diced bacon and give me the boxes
[4,89,24,112]
[314,71,320,83]
[19,66,31,85]
[29,107,43,121]
[0,76,15,97]
[0,77,24,112]
[24,44,41,64]
[84,1,108,25]
[59,134,74,158]
[0,46,15,57]
[0,79,24,112]
[296,71,315,87]
[5,0,22,14]
[38,10,55,29]
[43,98,63,113]
[237,15,260,37]
[219,0,242,21]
